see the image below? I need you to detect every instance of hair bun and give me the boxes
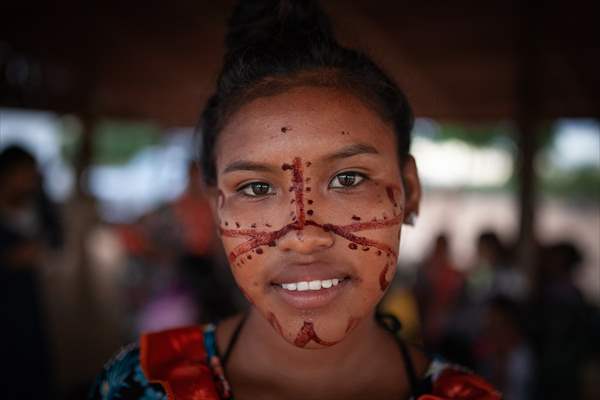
[226,0,335,56]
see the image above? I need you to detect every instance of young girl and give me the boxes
[91,1,501,399]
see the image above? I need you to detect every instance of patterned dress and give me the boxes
[90,324,501,400]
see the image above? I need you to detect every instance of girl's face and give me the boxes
[214,86,419,348]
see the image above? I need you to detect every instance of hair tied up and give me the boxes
[226,0,335,57]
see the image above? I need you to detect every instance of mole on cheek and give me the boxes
[307,210,314,216]
[307,199,313,205]
[348,243,358,250]
[351,215,361,221]
[256,248,263,254]
[235,222,240,228]
[281,126,292,133]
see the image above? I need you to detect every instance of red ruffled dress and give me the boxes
[90,324,501,400]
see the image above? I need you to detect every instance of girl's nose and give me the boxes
[277,223,334,254]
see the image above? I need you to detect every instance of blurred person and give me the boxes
[90,1,501,399]
[0,145,62,399]
[415,233,464,349]
[467,231,526,302]
[529,241,600,400]
[118,161,239,336]
[477,296,533,400]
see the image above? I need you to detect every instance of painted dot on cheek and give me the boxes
[235,222,240,228]
[352,215,361,221]
[251,223,257,228]
[307,199,314,205]
[348,243,358,250]
[307,210,314,216]
[256,248,263,254]
[247,255,252,260]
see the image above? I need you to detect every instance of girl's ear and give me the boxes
[401,155,421,223]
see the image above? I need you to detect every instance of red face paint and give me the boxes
[294,321,339,348]
[379,264,391,291]
[345,317,360,333]
[386,186,398,208]
[267,312,283,336]
[220,158,401,262]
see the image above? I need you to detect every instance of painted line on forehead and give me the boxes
[294,321,340,348]
[291,157,305,227]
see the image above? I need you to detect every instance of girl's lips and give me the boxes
[271,277,351,309]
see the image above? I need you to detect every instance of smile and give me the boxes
[281,278,343,291]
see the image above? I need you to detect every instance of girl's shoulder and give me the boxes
[89,324,231,400]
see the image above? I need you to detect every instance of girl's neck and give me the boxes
[222,308,407,398]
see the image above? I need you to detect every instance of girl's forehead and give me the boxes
[215,86,397,167]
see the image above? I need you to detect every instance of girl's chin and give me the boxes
[262,310,363,349]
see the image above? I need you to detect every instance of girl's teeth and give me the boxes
[281,279,343,291]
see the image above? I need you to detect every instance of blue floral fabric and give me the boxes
[89,343,167,400]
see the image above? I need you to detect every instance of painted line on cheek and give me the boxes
[222,224,295,263]
[336,215,402,233]
[221,215,402,262]
[294,321,340,348]
[306,221,398,258]
[379,264,391,291]
[345,317,360,333]
[386,186,398,208]
[267,312,283,336]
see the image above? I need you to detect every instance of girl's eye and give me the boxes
[239,182,273,197]
[329,171,365,189]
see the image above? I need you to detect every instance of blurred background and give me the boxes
[0,1,598,399]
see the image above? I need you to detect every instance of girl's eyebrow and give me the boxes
[222,160,276,174]
[322,143,380,162]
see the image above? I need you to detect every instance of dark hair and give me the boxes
[199,0,413,186]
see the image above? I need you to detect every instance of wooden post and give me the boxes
[515,1,540,275]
